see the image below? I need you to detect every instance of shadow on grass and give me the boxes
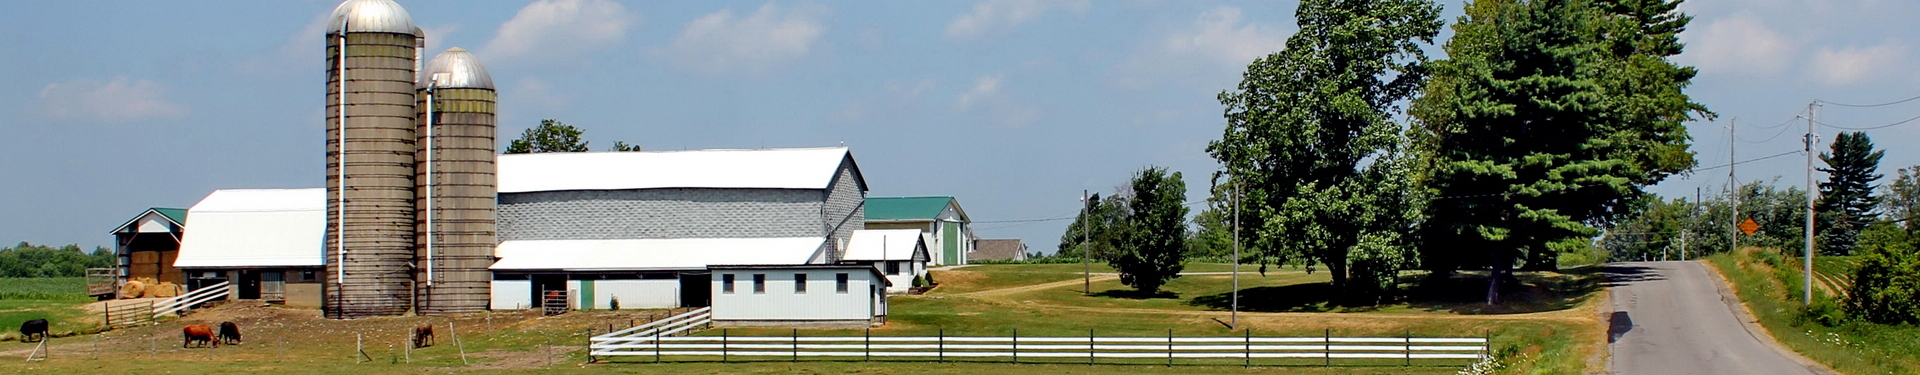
[1186,266,1605,315]
[1089,289,1179,299]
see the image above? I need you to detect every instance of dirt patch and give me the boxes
[464,345,579,370]
[929,270,986,292]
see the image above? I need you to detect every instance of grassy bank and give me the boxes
[1705,248,1920,374]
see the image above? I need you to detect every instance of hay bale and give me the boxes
[120,280,147,299]
[150,282,181,298]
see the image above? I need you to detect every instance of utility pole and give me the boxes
[1679,230,1688,261]
[1231,179,1241,329]
[1728,119,1739,254]
[1803,102,1819,306]
[1082,190,1091,295]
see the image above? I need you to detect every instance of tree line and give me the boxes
[0,242,113,278]
[1054,0,1710,305]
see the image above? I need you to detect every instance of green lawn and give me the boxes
[0,264,1602,374]
[0,277,90,300]
[1706,249,1920,374]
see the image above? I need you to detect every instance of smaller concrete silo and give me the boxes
[415,48,498,315]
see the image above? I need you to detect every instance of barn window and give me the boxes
[753,274,766,294]
[722,274,735,294]
[836,273,849,294]
[794,274,807,293]
[885,261,900,275]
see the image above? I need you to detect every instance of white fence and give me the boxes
[153,281,230,318]
[590,318,1487,366]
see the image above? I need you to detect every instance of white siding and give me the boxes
[595,279,678,309]
[711,269,883,321]
[492,280,531,310]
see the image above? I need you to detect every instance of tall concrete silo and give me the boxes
[415,48,497,315]
[324,0,421,319]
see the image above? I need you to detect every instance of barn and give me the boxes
[172,189,327,307]
[864,196,976,266]
[107,207,188,297]
[486,147,869,311]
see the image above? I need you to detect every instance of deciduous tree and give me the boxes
[504,119,590,154]
[1207,0,1440,302]
[1109,167,1189,295]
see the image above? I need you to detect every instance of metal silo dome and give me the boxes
[327,0,416,35]
[420,48,495,89]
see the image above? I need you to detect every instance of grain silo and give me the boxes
[414,48,498,315]
[324,0,421,319]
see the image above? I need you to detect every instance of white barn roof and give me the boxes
[841,229,928,261]
[490,237,826,271]
[175,189,326,268]
[497,147,862,193]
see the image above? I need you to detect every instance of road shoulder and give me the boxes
[1697,260,1839,375]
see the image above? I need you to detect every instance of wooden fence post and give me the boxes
[938,329,944,363]
[865,328,871,362]
[721,329,728,363]
[1323,328,1331,367]
[451,322,468,365]
[791,328,799,362]
[1244,329,1251,368]
[1088,328,1095,366]
[1405,328,1411,367]
[1167,329,1173,367]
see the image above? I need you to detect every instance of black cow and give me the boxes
[18,319,48,342]
[217,322,241,345]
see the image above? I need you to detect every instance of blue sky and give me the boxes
[3,0,1918,253]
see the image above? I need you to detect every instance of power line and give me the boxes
[1748,111,1807,130]
[1739,120,1800,144]
[1809,114,1920,130]
[1689,150,1804,172]
[1818,95,1920,108]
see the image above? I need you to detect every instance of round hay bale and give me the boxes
[120,280,147,299]
[150,282,181,298]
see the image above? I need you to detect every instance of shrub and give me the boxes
[609,297,620,311]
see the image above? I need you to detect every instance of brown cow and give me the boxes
[182,324,216,348]
[412,323,434,348]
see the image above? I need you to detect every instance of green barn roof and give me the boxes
[865,196,957,221]
[151,208,188,224]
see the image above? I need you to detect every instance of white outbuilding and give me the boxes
[840,229,930,293]
[708,264,889,328]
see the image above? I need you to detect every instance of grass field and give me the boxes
[1706,248,1920,374]
[0,277,99,341]
[0,262,1603,374]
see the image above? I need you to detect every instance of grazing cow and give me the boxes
[217,322,241,345]
[182,324,217,348]
[412,323,434,348]
[18,319,48,342]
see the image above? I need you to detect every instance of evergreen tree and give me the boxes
[1207,0,1441,302]
[504,119,590,154]
[1817,131,1884,255]
[1108,167,1189,295]
[1412,0,1707,303]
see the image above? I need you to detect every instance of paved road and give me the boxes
[1606,261,1823,375]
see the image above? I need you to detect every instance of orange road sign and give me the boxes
[1739,218,1760,236]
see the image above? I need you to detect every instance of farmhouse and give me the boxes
[486,147,870,311]
[172,189,327,307]
[864,196,976,265]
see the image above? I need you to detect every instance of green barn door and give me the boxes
[943,222,961,265]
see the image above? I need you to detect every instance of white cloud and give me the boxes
[661,2,825,74]
[1684,14,1794,75]
[243,11,331,76]
[955,75,1002,110]
[945,0,1089,40]
[887,78,937,101]
[482,0,636,64]
[1809,41,1908,85]
[953,74,1037,126]
[36,77,187,122]
[1115,6,1288,88]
